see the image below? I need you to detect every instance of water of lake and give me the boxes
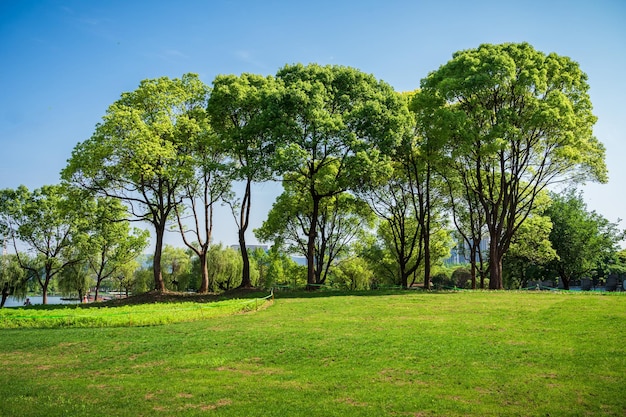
[3,296,81,308]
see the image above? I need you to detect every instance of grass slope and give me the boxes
[0,291,624,416]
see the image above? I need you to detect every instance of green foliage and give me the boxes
[543,189,624,287]
[206,244,244,292]
[160,245,192,291]
[57,261,92,299]
[0,185,85,303]
[451,267,472,289]
[329,257,375,290]
[0,254,28,307]
[273,64,413,285]
[418,42,607,288]
[256,181,375,285]
[503,194,558,288]
[81,196,149,298]
[63,73,210,291]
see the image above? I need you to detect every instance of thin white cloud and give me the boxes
[234,50,265,69]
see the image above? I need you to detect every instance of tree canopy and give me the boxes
[417,42,607,288]
[62,73,210,291]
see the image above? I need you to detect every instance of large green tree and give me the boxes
[417,42,607,289]
[274,64,412,287]
[207,73,280,289]
[63,74,209,291]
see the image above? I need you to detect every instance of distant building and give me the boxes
[229,244,269,252]
[445,237,489,265]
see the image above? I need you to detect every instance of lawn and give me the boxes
[0,291,624,416]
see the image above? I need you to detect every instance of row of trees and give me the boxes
[1,42,621,302]
[1,185,623,305]
[0,185,149,305]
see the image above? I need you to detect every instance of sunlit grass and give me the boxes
[0,295,272,328]
[0,291,624,416]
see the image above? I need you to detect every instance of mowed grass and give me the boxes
[0,291,624,416]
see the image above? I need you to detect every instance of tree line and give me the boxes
[1,42,624,304]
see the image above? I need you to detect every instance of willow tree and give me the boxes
[275,64,412,287]
[417,43,607,289]
[63,74,209,291]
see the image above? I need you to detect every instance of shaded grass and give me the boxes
[0,291,624,416]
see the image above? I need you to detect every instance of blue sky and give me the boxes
[1,0,625,247]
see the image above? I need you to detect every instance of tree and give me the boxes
[82,197,149,302]
[408,91,450,289]
[160,245,192,291]
[205,244,244,292]
[331,256,374,290]
[256,178,374,286]
[207,73,280,289]
[418,42,607,288]
[275,63,412,287]
[361,168,424,288]
[502,212,557,289]
[443,165,489,289]
[543,189,624,289]
[174,123,232,293]
[1,185,83,304]
[57,259,92,302]
[0,253,28,308]
[62,73,209,291]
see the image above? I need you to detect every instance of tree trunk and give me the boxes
[422,164,432,290]
[239,229,252,288]
[400,264,408,289]
[1,284,8,308]
[42,279,49,304]
[560,274,570,290]
[306,196,321,289]
[238,180,252,289]
[470,255,477,290]
[198,251,209,293]
[423,227,431,290]
[153,223,166,291]
[488,238,503,289]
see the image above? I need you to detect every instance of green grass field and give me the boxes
[0,291,624,416]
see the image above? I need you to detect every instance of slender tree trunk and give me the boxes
[423,165,432,290]
[307,196,321,289]
[423,226,431,290]
[153,223,166,291]
[470,248,477,289]
[42,279,49,305]
[239,229,251,288]
[237,180,253,289]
